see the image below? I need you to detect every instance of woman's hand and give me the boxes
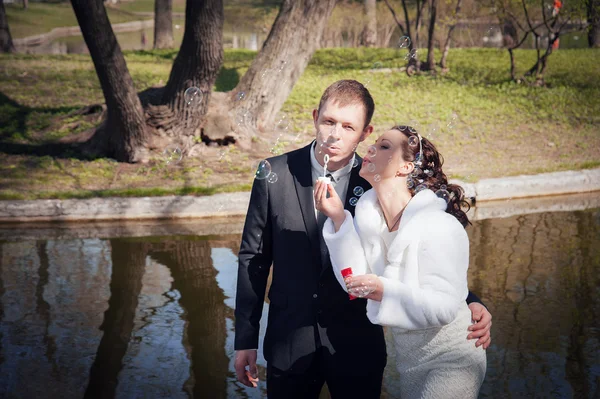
[314,180,346,230]
[345,274,383,302]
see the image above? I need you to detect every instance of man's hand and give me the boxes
[314,180,346,229]
[467,302,492,349]
[234,349,259,387]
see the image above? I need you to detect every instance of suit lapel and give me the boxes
[290,143,322,267]
[344,156,369,217]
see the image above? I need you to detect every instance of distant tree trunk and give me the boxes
[145,0,223,149]
[205,0,337,145]
[0,0,16,53]
[154,0,173,49]
[363,0,377,47]
[439,0,463,70]
[425,0,437,71]
[589,0,600,48]
[70,0,149,162]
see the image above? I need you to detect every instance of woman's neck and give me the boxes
[373,180,412,231]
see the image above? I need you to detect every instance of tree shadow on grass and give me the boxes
[0,91,102,160]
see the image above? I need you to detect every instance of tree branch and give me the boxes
[383,0,406,36]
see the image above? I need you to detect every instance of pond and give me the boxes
[16,21,587,55]
[0,199,598,398]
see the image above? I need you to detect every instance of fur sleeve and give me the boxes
[323,210,370,291]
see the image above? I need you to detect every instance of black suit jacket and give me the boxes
[234,142,482,373]
[234,143,387,373]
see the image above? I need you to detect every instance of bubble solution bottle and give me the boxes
[341,267,357,300]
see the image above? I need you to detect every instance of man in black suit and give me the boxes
[234,80,492,398]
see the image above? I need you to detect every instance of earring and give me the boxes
[395,170,402,177]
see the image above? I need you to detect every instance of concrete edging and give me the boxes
[0,168,599,223]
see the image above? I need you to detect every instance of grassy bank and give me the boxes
[0,47,599,200]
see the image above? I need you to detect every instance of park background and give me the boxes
[0,0,599,398]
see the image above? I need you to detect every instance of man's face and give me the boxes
[312,100,372,170]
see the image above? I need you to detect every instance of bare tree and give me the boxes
[384,0,428,75]
[363,0,377,47]
[493,0,589,85]
[154,0,174,49]
[425,0,438,71]
[0,0,15,53]
[439,0,464,70]
[71,0,149,162]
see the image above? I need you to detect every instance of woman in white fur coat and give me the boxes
[314,126,486,398]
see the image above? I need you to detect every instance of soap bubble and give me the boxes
[404,49,418,60]
[374,174,381,182]
[351,158,359,168]
[353,186,364,197]
[236,91,246,101]
[412,167,422,176]
[435,188,451,204]
[398,36,411,49]
[425,169,434,177]
[236,110,249,127]
[367,162,376,173]
[398,125,408,131]
[349,197,359,206]
[267,172,278,184]
[447,113,458,130]
[254,160,272,180]
[426,123,440,140]
[408,136,419,147]
[163,146,182,164]
[415,184,427,194]
[275,114,290,132]
[367,145,377,158]
[441,184,447,190]
[407,177,415,189]
[414,152,422,162]
[184,87,202,107]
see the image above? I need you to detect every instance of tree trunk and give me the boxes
[22,0,27,9]
[589,0,600,48]
[146,0,223,150]
[426,0,437,71]
[154,0,173,49]
[0,0,16,53]
[439,0,463,70]
[363,0,377,47]
[216,0,337,142]
[70,0,148,162]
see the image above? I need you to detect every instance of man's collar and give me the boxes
[310,142,354,183]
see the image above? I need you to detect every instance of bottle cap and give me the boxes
[341,267,353,277]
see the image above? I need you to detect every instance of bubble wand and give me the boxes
[318,154,331,184]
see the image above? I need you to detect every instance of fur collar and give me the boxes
[354,188,447,269]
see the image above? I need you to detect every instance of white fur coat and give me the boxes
[323,188,470,331]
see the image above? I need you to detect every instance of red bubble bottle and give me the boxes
[341,267,357,300]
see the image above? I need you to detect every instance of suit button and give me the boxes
[313,294,318,299]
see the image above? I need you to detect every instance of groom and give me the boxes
[234,80,492,398]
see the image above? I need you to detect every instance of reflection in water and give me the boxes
[0,208,598,398]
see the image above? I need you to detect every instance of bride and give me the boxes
[314,125,486,398]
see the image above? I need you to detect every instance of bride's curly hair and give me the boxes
[393,125,471,228]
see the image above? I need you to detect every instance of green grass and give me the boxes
[0,47,599,200]
[5,2,149,39]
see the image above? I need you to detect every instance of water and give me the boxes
[0,204,598,398]
[16,21,586,55]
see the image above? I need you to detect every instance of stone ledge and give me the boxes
[1,168,598,223]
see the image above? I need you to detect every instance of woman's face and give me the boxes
[359,129,413,183]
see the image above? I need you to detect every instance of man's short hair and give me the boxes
[317,80,375,129]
